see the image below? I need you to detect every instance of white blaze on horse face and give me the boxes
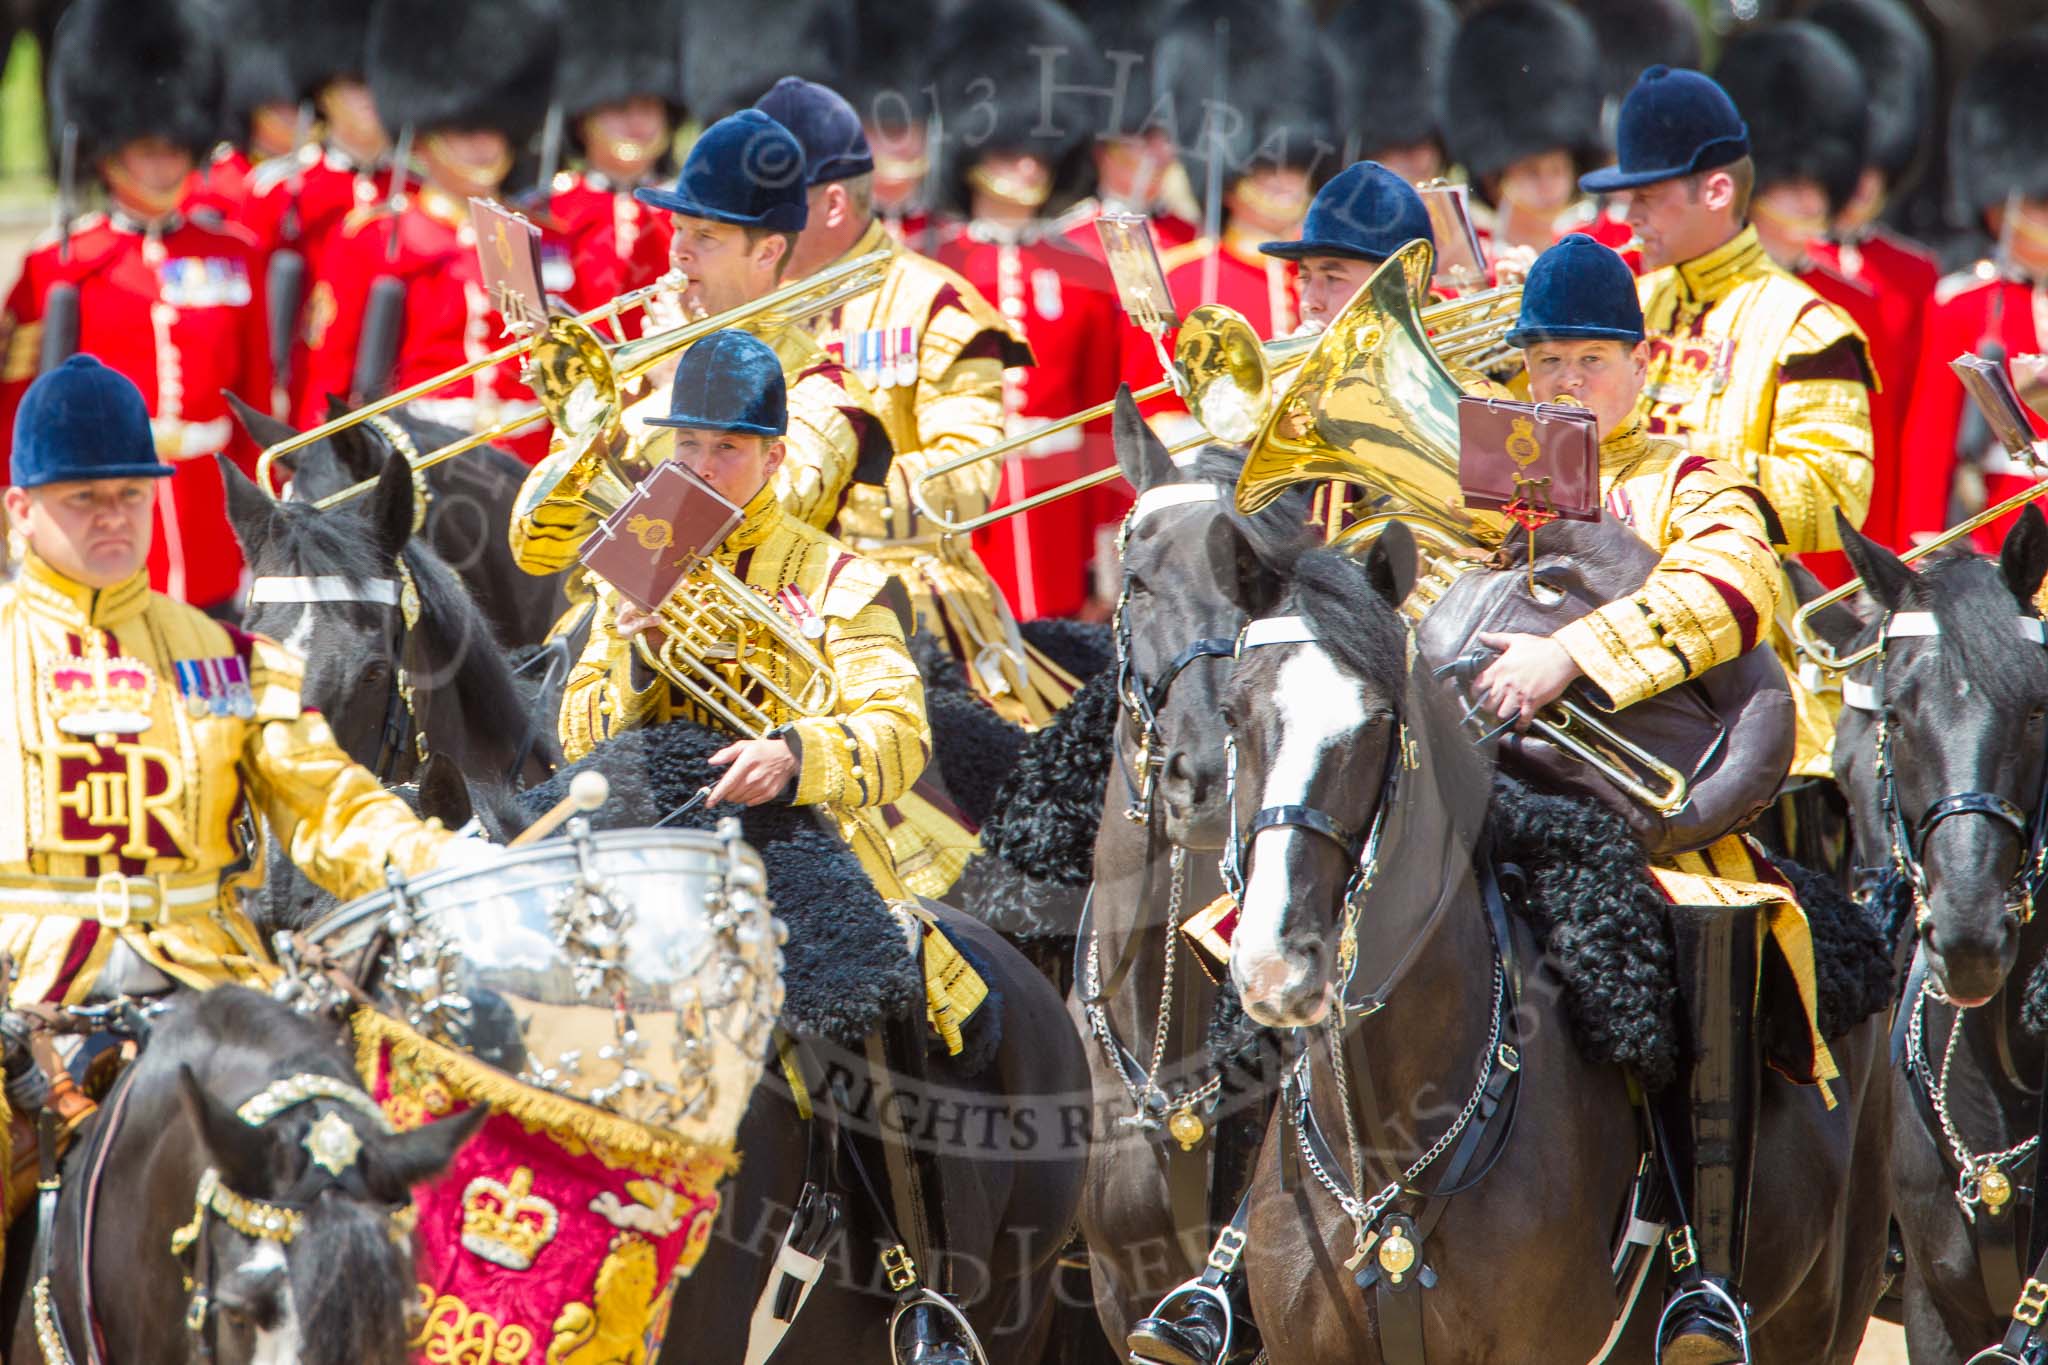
[280,606,315,660]
[1231,644,1370,1022]
[243,1241,302,1364]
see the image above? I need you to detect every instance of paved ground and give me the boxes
[1862,1320,1909,1361]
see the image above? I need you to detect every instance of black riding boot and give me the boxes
[1657,904,1761,1365]
[1127,1265,1254,1365]
[869,1017,981,1365]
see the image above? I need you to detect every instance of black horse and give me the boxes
[219,448,559,789]
[1072,392,1312,1352]
[6,987,480,1365]
[228,394,568,650]
[1221,536,1892,1362]
[1816,507,2048,1362]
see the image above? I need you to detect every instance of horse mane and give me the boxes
[1193,443,1318,574]
[1284,547,1410,700]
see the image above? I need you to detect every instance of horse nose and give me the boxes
[1163,750,1208,801]
[1922,911,2018,1008]
[1237,940,1332,1028]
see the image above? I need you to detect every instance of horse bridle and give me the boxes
[1847,610,2048,928]
[37,1069,410,1365]
[1219,615,1409,1004]
[248,568,428,782]
[1111,483,1239,825]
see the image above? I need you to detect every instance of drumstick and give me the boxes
[509,771,610,848]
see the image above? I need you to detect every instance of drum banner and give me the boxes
[353,1009,738,1365]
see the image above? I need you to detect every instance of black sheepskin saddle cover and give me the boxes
[520,721,1000,1070]
[1491,778,1892,1094]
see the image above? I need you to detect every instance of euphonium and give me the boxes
[1236,238,1690,815]
[513,436,840,740]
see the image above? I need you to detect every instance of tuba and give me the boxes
[1234,239,1703,822]
[516,443,840,741]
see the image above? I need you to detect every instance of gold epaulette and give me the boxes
[1933,264,2000,307]
[1158,236,1213,275]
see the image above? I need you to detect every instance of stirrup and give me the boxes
[887,1289,990,1365]
[1966,1351,2034,1365]
[1127,1279,1234,1365]
[1656,1276,1752,1365]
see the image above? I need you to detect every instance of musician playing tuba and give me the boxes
[1476,234,1821,1365]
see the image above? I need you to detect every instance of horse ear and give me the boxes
[217,454,275,554]
[1837,508,1913,613]
[1785,556,1869,653]
[224,391,301,453]
[369,1104,489,1198]
[416,752,474,829]
[328,421,385,483]
[2002,504,2048,608]
[176,1064,277,1188]
[369,449,415,561]
[1112,385,1173,494]
[1364,521,1418,608]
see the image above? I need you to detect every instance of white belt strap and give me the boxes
[1841,677,1880,713]
[248,575,402,606]
[1130,482,1220,529]
[1238,615,1318,653]
[1883,611,2048,645]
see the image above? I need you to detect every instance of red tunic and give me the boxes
[1896,270,2048,553]
[1564,205,1643,275]
[299,189,548,463]
[1792,258,1888,584]
[935,225,1125,620]
[0,213,273,608]
[541,171,674,341]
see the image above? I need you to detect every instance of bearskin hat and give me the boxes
[1154,0,1345,211]
[682,0,841,122]
[1806,0,1934,187]
[367,0,560,145]
[1443,1,1605,198]
[829,0,946,132]
[1083,0,1176,139]
[556,0,683,123]
[191,0,295,131]
[1949,26,2048,221]
[1324,0,1456,160]
[1574,0,1699,109]
[1715,22,1869,213]
[925,0,1110,217]
[285,0,375,98]
[50,0,221,165]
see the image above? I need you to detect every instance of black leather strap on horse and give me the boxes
[1167,989,1214,1272]
[1988,1244,2048,1362]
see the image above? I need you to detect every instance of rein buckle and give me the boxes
[2017,1279,2048,1328]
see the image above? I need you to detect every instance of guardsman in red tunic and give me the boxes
[1443,2,1608,267]
[1569,0,1704,274]
[539,0,681,341]
[1138,0,1344,447]
[183,0,303,254]
[1718,21,1899,580]
[0,0,271,611]
[927,0,1126,622]
[1805,0,1939,497]
[299,0,558,464]
[1326,0,1456,189]
[244,2,395,418]
[1897,32,2048,552]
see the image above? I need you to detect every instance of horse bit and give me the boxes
[35,1071,414,1365]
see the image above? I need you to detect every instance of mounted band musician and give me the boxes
[1471,234,1836,1365]
[555,328,996,1364]
[0,356,488,1200]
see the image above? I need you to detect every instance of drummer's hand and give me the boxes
[613,602,663,639]
[706,738,799,807]
[1475,631,1580,730]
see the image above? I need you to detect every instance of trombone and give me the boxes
[905,280,1524,535]
[256,250,893,510]
[1788,467,2048,672]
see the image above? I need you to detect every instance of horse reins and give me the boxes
[247,569,428,782]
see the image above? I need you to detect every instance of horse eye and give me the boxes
[2031,706,2048,726]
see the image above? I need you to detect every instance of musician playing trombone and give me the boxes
[1476,235,1826,1365]
[513,111,897,569]
[753,76,1083,729]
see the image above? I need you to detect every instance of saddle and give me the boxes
[1415,517,1795,858]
